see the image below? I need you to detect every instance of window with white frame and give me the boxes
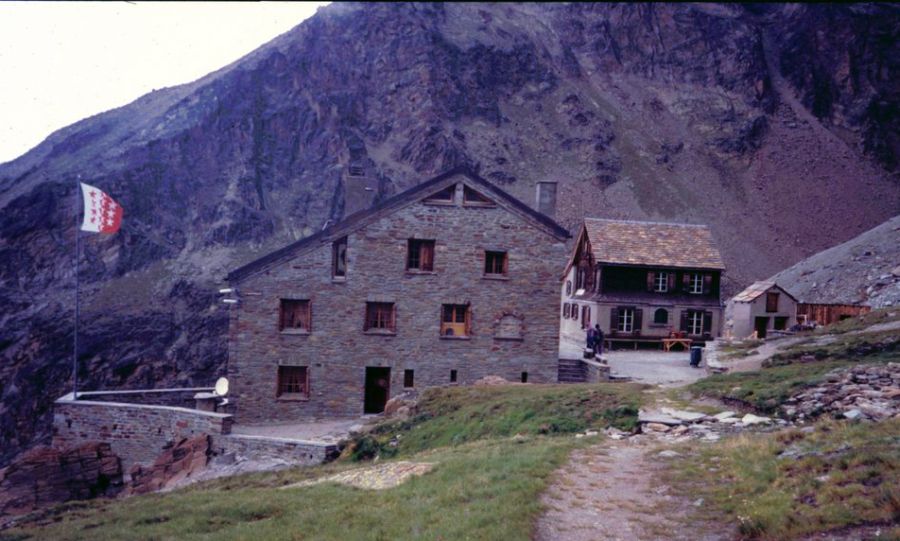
[688,311,703,335]
[654,271,668,292]
[617,308,635,333]
[689,273,703,294]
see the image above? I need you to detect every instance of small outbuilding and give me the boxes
[727,281,797,339]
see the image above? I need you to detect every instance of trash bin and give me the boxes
[690,346,702,367]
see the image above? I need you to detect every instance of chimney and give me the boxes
[535,181,557,218]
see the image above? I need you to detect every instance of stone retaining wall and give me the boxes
[53,393,232,475]
[583,359,611,383]
[213,434,339,466]
[74,388,213,408]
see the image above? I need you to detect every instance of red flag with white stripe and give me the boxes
[80,182,123,234]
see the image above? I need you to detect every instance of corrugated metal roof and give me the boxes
[583,218,725,270]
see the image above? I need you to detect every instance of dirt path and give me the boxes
[535,437,729,541]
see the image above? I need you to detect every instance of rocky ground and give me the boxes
[771,216,900,308]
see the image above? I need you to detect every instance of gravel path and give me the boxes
[535,437,729,541]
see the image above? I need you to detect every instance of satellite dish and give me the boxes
[214,377,229,397]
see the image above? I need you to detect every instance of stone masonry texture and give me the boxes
[229,174,569,423]
[52,399,232,475]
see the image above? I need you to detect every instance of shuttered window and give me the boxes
[689,273,704,294]
[654,271,669,292]
[617,308,634,333]
[766,292,779,313]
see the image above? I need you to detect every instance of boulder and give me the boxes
[741,414,772,425]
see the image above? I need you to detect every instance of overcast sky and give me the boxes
[0,1,329,164]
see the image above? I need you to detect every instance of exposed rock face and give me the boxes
[0,442,123,522]
[1,3,898,464]
[126,434,210,495]
[770,216,900,307]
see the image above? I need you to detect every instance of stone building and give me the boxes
[560,218,725,349]
[727,281,798,339]
[225,168,570,423]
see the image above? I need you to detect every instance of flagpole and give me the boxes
[73,181,80,400]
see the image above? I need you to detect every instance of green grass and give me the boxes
[691,326,899,413]
[766,330,899,368]
[352,383,646,459]
[665,418,900,540]
[4,383,646,541]
[687,360,859,413]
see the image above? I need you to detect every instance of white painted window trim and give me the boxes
[654,271,668,292]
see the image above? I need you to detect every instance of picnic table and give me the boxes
[662,337,692,352]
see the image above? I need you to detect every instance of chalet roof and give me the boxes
[227,167,570,283]
[583,218,725,270]
[731,281,798,303]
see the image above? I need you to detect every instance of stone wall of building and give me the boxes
[230,175,569,423]
[52,394,232,475]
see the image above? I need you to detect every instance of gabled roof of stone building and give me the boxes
[227,167,571,283]
[581,218,725,270]
[731,281,798,303]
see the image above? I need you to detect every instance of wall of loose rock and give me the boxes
[53,393,233,475]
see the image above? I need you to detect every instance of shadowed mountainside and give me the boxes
[1,2,898,464]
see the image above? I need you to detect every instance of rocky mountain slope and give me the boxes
[771,215,900,307]
[1,3,898,464]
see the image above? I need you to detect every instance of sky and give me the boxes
[0,1,329,164]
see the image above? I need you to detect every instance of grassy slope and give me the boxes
[666,419,899,540]
[3,383,645,541]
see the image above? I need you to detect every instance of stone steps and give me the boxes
[558,359,587,383]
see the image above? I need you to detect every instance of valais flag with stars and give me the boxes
[80,183,123,234]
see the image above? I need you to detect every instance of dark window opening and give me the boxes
[563,303,569,318]
[463,185,494,205]
[766,292,779,313]
[279,299,310,331]
[520,372,528,383]
[425,185,456,203]
[653,308,668,325]
[365,302,395,332]
[277,366,309,398]
[484,251,508,275]
[332,236,347,278]
[404,369,415,388]
[450,369,458,383]
[407,239,435,271]
[441,304,470,336]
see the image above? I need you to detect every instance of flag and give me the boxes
[80,182,123,234]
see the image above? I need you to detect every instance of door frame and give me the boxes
[754,316,769,339]
[364,366,391,414]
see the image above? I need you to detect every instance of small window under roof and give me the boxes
[463,185,494,206]
[425,184,456,203]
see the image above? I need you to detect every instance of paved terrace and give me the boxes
[560,338,708,386]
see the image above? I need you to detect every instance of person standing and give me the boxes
[586,325,596,353]
[594,324,604,356]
